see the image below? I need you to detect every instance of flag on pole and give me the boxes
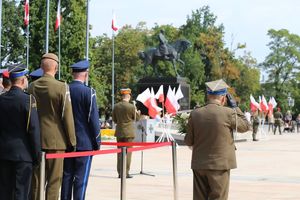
[136,88,161,118]
[149,88,162,118]
[165,86,179,115]
[261,95,269,113]
[175,85,184,110]
[24,0,29,26]
[55,0,61,31]
[268,97,277,114]
[250,94,260,112]
[155,85,164,103]
[111,12,118,31]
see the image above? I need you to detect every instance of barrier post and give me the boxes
[172,141,178,200]
[39,152,46,200]
[120,147,127,200]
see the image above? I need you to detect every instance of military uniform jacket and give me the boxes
[69,80,100,151]
[112,100,139,138]
[184,100,250,170]
[28,74,76,150]
[0,86,41,163]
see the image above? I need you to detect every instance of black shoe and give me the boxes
[253,139,259,141]
[126,174,133,178]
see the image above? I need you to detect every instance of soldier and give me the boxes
[251,110,260,141]
[0,64,41,200]
[61,60,101,200]
[29,53,76,200]
[158,29,169,59]
[112,88,140,178]
[274,108,283,135]
[184,79,250,200]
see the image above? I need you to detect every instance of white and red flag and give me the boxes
[175,85,184,110]
[250,94,260,112]
[111,12,118,31]
[260,95,269,113]
[155,85,164,103]
[136,88,162,118]
[268,97,277,114]
[55,0,61,31]
[165,86,178,115]
[24,0,29,26]
[149,88,162,118]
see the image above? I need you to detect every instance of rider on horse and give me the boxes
[158,30,169,59]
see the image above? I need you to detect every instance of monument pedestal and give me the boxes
[136,77,190,115]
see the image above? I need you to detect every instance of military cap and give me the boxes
[205,79,229,95]
[70,60,90,72]
[41,53,59,63]
[8,64,29,79]
[30,68,44,78]
[120,88,131,95]
[0,68,8,78]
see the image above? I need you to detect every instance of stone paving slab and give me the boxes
[85,132,300,199]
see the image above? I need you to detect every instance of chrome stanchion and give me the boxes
[120,147,127,200]
[171,141,178,200]
[39,152,46,200]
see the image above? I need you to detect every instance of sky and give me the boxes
[90,0,300,63]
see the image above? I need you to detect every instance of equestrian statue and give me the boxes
[138,30,191,77]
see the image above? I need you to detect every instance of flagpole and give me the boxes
[58,22,61,79]
[45,0,50,53]
[112,30,115,109]
[26,25,29,68]
[85,0,90,85]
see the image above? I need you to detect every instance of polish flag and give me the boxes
[111,12,118,31]
[155,85,164,103]
[55,0,61,31]
[136,88,161,118]
[268,97,277,114]
[149,88,162,118]
[260,95,269,113]
[165,86,178,115]
[250,94,260,112]
[24,0,29,26]
[175,85,184,110]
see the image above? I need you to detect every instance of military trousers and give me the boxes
[0,159,32,200]
[192,169,230,200]
[117,137,134,176]
[61,155,93,200]
[31,150,64,200]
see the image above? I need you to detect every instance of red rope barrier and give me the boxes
[46,148,121,159]
[101,141,158,146]
[127,142,172,153]
[45,142,172,159]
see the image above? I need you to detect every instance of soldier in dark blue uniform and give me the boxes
[0,64,41,200]
[61,60,101,200]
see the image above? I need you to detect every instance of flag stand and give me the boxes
[133,124,155,177]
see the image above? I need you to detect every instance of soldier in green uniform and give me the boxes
[274,108,283,135]
[112,88,140,178]
[29,53,76,200]
[251,110,260,141]
[184,79,250,200]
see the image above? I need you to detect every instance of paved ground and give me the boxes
[85,132,300,199]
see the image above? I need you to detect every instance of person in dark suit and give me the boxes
[0,64,41,200]
[112,88,140,178]
[29,53,76,200]
[61,60,101,200]
[184,79,250,200]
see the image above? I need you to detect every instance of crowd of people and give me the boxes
[0,53,100,200]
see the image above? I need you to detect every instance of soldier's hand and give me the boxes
[66,145,76,152]
[226,93,237,108]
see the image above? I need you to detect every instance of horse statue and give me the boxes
[138,39,191,77]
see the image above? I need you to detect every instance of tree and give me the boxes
[261,29,300,103]
[1,0,26,66]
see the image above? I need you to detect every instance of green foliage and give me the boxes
[173,112,190,134]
